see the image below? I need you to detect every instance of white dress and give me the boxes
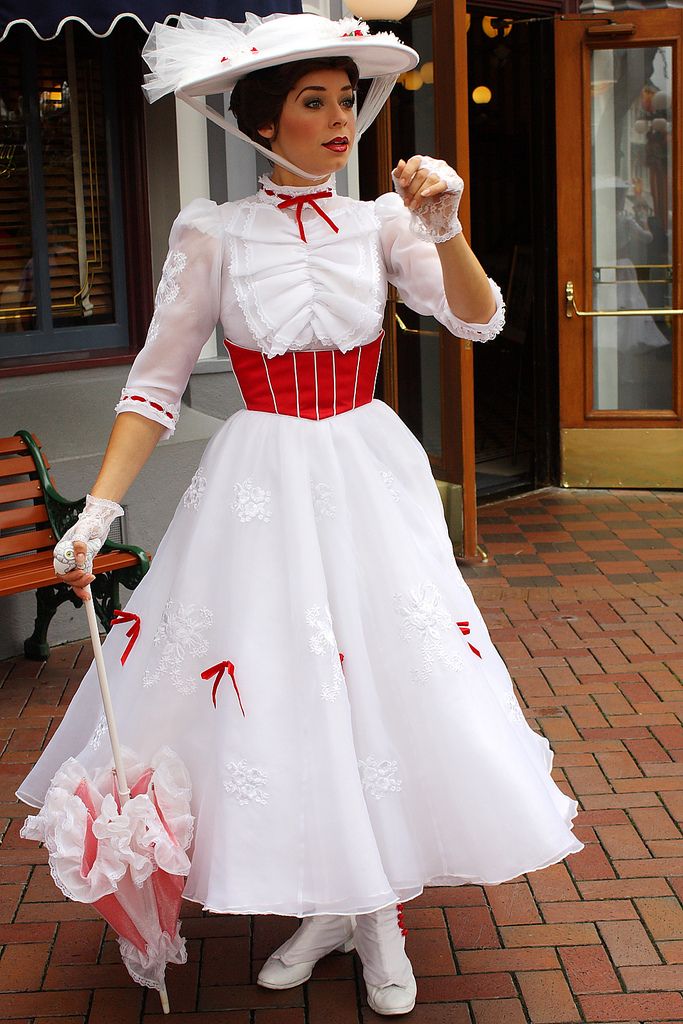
[17,172,583,917]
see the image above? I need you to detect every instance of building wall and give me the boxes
[144,95,181,290]
[580,0,681,9]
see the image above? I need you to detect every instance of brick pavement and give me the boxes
[0,487,681,1023]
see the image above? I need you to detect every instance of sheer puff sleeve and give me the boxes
[374,191,505,344]
[114,198,223,440]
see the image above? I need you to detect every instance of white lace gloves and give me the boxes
[53,494,125,577]
[391,156,464,245]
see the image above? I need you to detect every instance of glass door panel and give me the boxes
[591,45,674,410]
[395,306,442,457]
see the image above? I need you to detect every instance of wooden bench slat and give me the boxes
[0,455,37,478]
[2,549,141,572]
[0,505,49,530]
[3,432,41,448]
[0,437,29,455]
[0,550,141,597]
[0,551,51,570]
[0,480,44,503]
[0,527,56,557]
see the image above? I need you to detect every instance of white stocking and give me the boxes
[276,914,354,967]
[352,904,414,989]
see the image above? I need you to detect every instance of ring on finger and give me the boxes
[420,177,441,197]
[409,169,430,189]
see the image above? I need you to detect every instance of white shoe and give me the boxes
[353,903,417,1016]
[366,976,417,1016]
[257,914,356,990]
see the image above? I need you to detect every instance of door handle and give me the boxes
[394,312,440,337]
[565,281,683,319]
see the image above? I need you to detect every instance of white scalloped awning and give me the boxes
[0,1,302,43]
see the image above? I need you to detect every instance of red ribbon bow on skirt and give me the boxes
[110,610,141,665]
[201,660,245,716]
[457,621,481,659]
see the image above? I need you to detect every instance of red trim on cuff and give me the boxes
[119,394,176,421]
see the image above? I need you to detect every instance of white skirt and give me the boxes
[17,399,584,916]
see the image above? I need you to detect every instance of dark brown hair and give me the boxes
[229,57,359,150]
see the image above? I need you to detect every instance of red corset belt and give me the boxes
[223,331,383,421]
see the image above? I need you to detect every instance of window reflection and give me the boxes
[0,27,115,342]
[591,46,673,410]
[38,37,113,327]
[0,48,36,333]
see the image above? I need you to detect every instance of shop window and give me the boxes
[0,25,127,359]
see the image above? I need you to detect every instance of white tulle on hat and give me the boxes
[141,11,419,180]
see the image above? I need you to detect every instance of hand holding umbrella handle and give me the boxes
[54,494,125,577]
[83,585,130,802]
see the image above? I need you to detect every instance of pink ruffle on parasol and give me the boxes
[20,591,194,1013]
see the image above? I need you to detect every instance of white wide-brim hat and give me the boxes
[142,11,419,180]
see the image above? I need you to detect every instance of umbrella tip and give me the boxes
[160,983,170,1014]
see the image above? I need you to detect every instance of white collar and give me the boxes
[257,172,337,203]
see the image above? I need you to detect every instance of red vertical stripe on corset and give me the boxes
[262,349,298,416]
[315,351,336,418]
[260,355,279,413]
[334,346,361,415]
[295,350,317,417]
[353,331,383,407]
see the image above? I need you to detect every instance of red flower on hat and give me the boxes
[222,47,257,62]
[341,29,364,37]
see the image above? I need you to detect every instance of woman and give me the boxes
[17,12,583,1017]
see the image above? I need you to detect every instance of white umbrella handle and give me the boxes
[84,586,130,803]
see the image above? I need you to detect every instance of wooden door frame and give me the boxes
[435,0,478,558]
[556,10,683,432]
[382,0,479,557]
[365,0,477,555]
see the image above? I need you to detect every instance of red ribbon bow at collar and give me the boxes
[457,621,482,659]
[262,188,339,244]
[110,610,141,665]
[201,660,245,716]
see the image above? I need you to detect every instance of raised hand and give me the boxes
[391,155,465,244]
